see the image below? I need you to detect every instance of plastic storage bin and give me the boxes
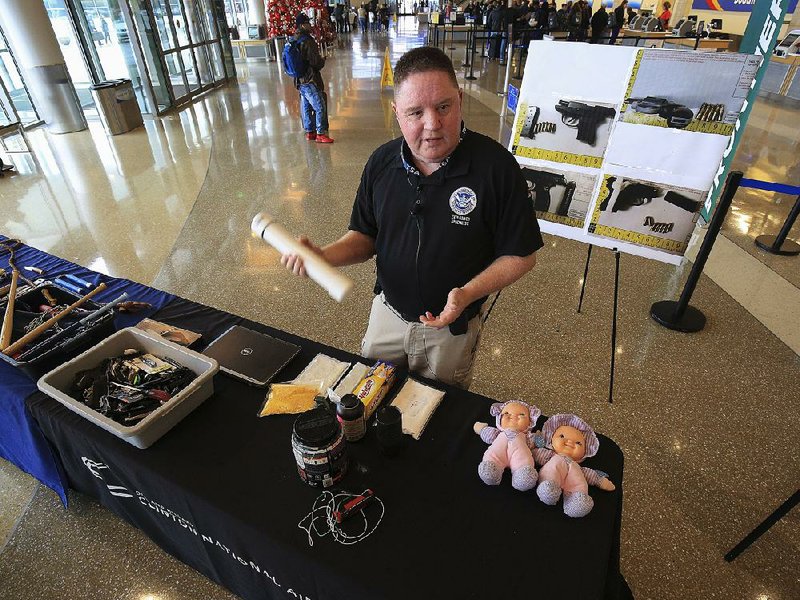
[37,327,219,449]
[91,79,143,135]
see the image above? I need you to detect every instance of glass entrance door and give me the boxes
[146,0,232,105]
[0,30,39,126]
[44,0,98,112]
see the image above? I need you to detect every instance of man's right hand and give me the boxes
[280,236,323,278]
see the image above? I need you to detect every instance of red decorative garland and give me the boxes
[267,0,337,44]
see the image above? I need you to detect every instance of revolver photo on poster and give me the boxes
[619,49,761,136]
[521,166,598,228]
[587,174,706,256]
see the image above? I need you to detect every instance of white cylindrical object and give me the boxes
[0,0,63,68]
[0,0,86,133]
[251,213,353,302]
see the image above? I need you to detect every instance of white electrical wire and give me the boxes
[298,489,385,547]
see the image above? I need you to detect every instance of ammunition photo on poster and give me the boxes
[588,175,706,255]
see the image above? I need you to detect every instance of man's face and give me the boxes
[392,71,463,169]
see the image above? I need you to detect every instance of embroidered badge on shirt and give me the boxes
[449,187,477,226]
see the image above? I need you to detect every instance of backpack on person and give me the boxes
[608,12,617,28]
[282,35,309,77]
[547,11,558,29]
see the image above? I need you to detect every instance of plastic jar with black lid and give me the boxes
[292,407,348,488]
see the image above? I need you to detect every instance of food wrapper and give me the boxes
[257,381,324,417]
[294,353,350,390]
[390,378,445,440]
[331,362,370,400]
[352,361,396,419]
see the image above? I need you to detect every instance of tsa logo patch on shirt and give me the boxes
[449,186,477,226]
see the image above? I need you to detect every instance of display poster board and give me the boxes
[509,42,761,264]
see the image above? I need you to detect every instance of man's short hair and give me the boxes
[393,47,459,93]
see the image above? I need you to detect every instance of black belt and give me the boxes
[383,296,483,336]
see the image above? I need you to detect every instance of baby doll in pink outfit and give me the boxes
[532,413,615,518]
[473,400,541,492]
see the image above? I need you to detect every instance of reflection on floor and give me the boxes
[1,18,799,600]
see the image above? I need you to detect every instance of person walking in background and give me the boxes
[358,4,368,31]
[487,2,504,59]
[567,0,587,40]
[609,0,627,44]
[590,3,608,43]
[289,14,334,144]
[334,3,345,32]
[658,1,671,30]
[349,6,358,32]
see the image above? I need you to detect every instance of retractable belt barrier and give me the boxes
[740,178,800,196]
[740,177,800,256]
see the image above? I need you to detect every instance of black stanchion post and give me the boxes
[609,250,620,404]
[513,44,524,80]
[725,489,800,562]
[577,244,593,313]
[466,24,478,80]
[650,171,743,333]
[462,23,472,67]
[755,193,800,256]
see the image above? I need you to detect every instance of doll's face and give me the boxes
[551,425,587,461]
[499,402,531,433]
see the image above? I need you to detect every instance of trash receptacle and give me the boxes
[90,79,143,135]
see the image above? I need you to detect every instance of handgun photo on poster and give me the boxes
[510,42,634,169]
[587,171,706,258]
[520,165,598,228]
[512,98,618,167]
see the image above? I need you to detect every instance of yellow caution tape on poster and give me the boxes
[589,225,688,253]
[536,212,584,228]
[620,50,643,115]
[620,112,733,135]
[515,147,603,169]
[381,48,394,88]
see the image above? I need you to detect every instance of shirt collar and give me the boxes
[399,122,468,177]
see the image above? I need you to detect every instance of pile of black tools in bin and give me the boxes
[72,351,194,425]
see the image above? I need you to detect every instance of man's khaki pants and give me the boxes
[361,294,483,389]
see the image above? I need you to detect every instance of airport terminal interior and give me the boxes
[0,1,799,599]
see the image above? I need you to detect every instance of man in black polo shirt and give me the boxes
[282,46,543,388]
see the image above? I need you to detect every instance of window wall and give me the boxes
[31,0,235,118]
[0,30,39,126]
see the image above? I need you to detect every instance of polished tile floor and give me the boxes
[1,19,799,600]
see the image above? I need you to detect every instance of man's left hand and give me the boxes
[419,287,470,329]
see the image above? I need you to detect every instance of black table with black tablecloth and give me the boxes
[26,293,630,600]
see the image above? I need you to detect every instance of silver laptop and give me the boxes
[202,325,300,387]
